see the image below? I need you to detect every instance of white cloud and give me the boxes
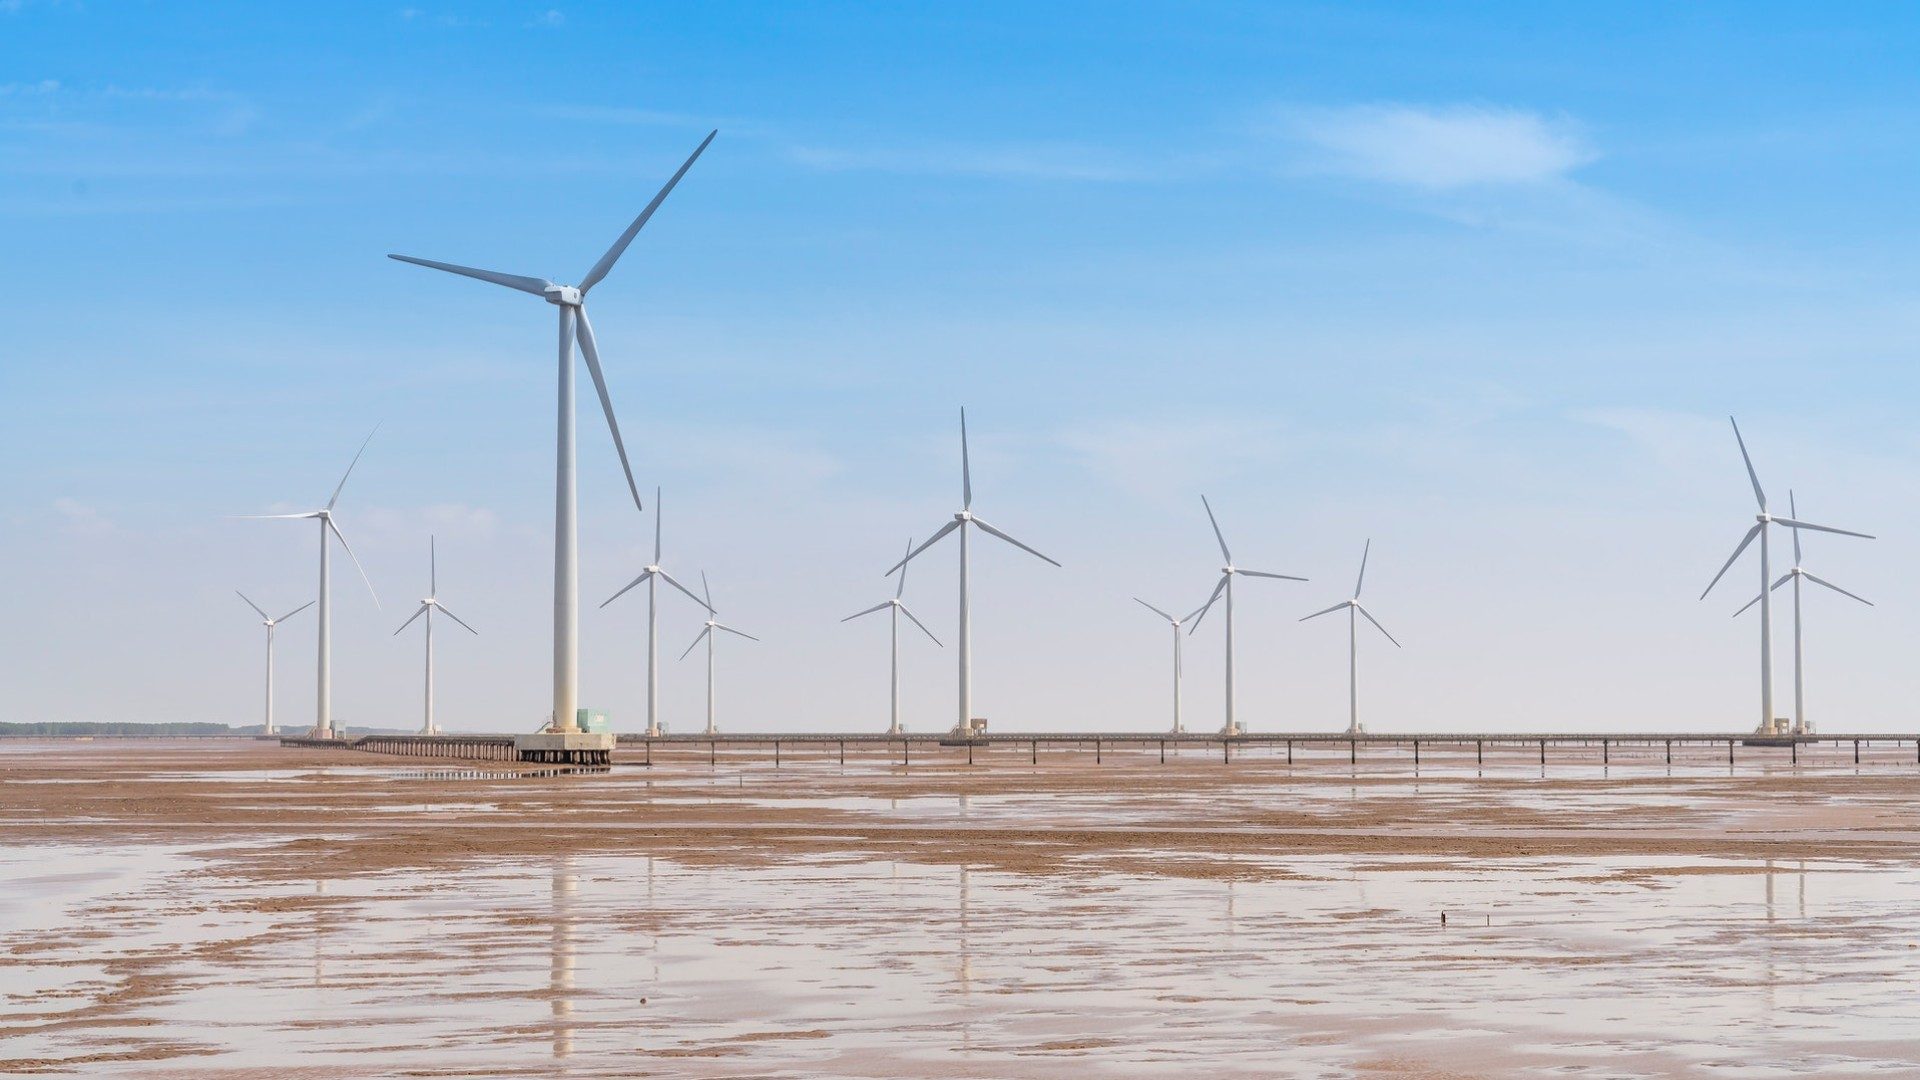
[1281,104,1596,188]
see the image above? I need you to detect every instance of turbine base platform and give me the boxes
[514,731,615,765]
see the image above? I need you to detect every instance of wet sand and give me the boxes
[2,738,1917,1076]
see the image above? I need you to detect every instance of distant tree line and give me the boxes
[0,722,236,737]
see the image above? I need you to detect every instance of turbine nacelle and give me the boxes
[544,283,583,306]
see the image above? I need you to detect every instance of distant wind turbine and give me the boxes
[1189,496,1306,736]
[1700,418,1873,735]
[888,409,1059,738]
[240,429,382,739]
[844,537,942,735]
[1134,598,1207,734]
[679,572,758,736]
[603,488,712,737]
[390,130,716,738]
[1731,492,1872,735]
[235,592,313,736]
[393,537,478,735]
[1300,540,1400,736]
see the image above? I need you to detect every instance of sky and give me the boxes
[5,2,1920,735]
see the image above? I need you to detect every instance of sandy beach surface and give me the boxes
[1,737,1917,1077]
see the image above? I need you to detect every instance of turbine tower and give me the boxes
[393,536,478,735]
[1732,491,1873,736]
[603,488,712,737]
[679,572,758,736]
[844,537,942,735]
[1300,540,1400,736]
[235,592,313,736]
[1701,417,1872,735]
[1189,496,1306,737]
[241,430,381,739]
[390,130,715,742]
[1133,599,1207,734]
[888,409,1059,738]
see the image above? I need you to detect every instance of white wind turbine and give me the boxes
[393,537,478,735]
[1731,491,1873,736]
[1300,540,1400,735]
[679,572,758,736]
[602,488,712,737]
[1700,417,1873,735]
[1134,598,1207,734]
[844,537,942,735]
[241,430,382,739]
[235,592,313,736]
[1188,496,1306,736]
[390,130,715,739]
[888,409,1059,738]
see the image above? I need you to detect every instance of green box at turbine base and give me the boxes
[576,709,610,734]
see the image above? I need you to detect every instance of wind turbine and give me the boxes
[1188,497,1306,737]
[1300,540,1400,735]
[678,572,758,736]
[1700,417,1873,735]
[390,130,715,739]
[241,430,382,739]
[1731,492,1873,735]
[844,537,942,735]
[235,592,313,736]
[1134,598,1207,734]
[602,488,712,737]
[887,409,1059,738]
[393,536,478,735]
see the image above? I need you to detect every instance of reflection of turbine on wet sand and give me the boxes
[956,865,974,1053]
[551,855,577,1061]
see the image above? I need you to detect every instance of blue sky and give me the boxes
[5,2,1919,734]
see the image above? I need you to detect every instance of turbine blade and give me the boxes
[1735,573,1797,618]
[895,537,912,598]
[1200,495,1231,563]
[601,568,654,608]
[1804,572,1874,606]
[1299,601,1348,622]
[678,625,711,662]
[885,519,960,576]
[1134,597,1175,622]
[235,591,270,621]
[1180,601,1209,625]
[1354,539,1371,598]
[1188,574,1228,634]
[437,605,479,634]
[1731,592,1763,619]
[1356,603,1402,647]
[579,129,717,294]
[841,601,893,622]
[235,512,323,520]
[328,517,380,609]
[715,623,758,641]
[701,569,713,611]
[393,604,428,636]
[1237,568,1307,581]
[429,535,437,596]
[1772,572,1794,591]
[327,425,379,511]
[276,600,315,623]
[573,308,646,513]
[970,517,1060,567]
[960,407,972,510]
[658,568,712,611]
[387,254,552,296]
[1789,491,1802,564]
[1700,523,1762,599]
[653,486,663,564]
[898,604,942,646]
[1729,416,1766,510]
[1773,516,1875,541]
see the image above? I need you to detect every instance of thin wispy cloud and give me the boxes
[1279,103,1596,188]
[787,141,1153,183]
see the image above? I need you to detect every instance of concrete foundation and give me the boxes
[514,731,615,765]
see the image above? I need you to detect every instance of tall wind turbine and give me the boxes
[603,488,712,737]
[1188,497,1306,737]
[390,130,715,739]
[242,430,382,739]
[235,592,313,736]
[1300,540,1400,736]
[1700,418,1873,734]
[887,409,1059,738]
[1134,599,1207,734]
[1732,492,1873,735]
[679,572,758,736]
[844,537,942,735]
[393,537,478,735]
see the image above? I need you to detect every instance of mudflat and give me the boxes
[1,737,1916,1077]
